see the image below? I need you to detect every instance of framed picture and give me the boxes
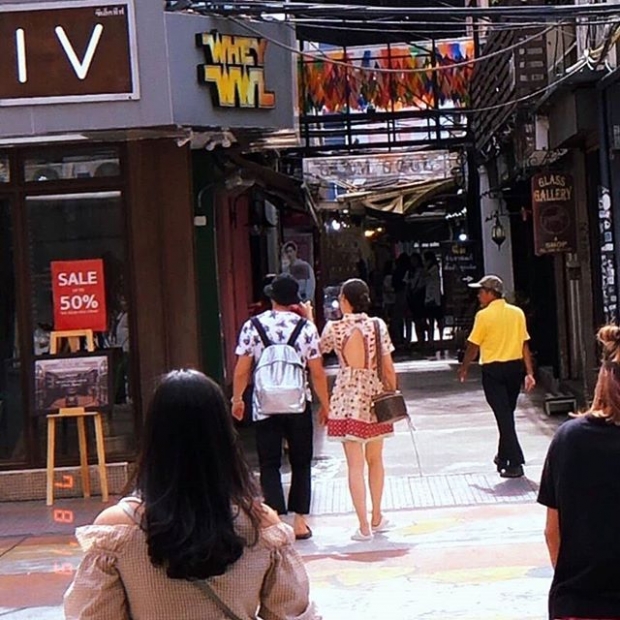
[33,351,112,415]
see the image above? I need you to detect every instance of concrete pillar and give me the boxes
[478,165,515,298]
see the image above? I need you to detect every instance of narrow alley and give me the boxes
[1,357,562,620]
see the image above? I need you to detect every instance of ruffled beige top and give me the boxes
[64,507,320,620]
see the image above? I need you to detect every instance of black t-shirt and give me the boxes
[538,416,620,619]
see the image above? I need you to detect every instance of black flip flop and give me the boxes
[295,527,313,540]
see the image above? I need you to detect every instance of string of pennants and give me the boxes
[300,40,474,113]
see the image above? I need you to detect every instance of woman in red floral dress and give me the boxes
[320,279,398,541]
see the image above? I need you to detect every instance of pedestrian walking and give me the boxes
[457,275,535,478]
[231,273,330,540]
[64,369,320,620]
[407,252,427,346]
[391,252,412,347]
[538,324,620,620]
[320,278,397,541]
[423,251,444,343]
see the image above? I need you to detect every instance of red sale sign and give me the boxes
[51,259,108,331]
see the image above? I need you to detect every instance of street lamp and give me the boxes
[491,213,506,249]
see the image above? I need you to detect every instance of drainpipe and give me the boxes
[566,251,584,382]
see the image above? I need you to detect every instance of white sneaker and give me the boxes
[351,529,373,542]
[371,517,391,533]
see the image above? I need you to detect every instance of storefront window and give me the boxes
[0,199,24,463]
[24,148,120,183]
[0,155,9,183]
[27,191,134,458]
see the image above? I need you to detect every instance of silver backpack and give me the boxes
[251,317,307,415]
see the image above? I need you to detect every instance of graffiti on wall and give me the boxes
[598,186,618,322]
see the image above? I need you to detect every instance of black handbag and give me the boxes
[371,319,409,424]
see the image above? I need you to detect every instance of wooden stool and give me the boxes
[46,407,109,506]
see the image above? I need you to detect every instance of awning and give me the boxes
[228,153,320,226]
[337,178,455,215]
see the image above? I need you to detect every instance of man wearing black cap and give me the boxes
[231,273,330,539]
[458,275,536,478]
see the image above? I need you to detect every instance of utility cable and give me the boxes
[193,1,620,20]
[230,16,560,74]
[289,16,620,32]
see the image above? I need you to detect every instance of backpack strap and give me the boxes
[250,317,272,348]
[287,318,307,347]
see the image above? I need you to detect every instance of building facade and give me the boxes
[0,0,297,483]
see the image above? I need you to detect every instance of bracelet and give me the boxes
[231,398,243,405]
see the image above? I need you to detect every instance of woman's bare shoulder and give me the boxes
[94,503,138,526]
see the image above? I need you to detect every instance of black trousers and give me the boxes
[481,360,525,468]
[255,403,313,515]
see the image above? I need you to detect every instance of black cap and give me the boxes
[264,274,300,306]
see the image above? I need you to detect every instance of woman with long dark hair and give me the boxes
[538,325,620,620]
[320,279,398,541]
[65,369,319,620]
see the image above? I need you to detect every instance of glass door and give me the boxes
[0,198,25,463]
[25,191,135,460]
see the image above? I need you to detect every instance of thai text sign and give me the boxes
[51,259,108,331]
[531,172,577,255]
[196,31,275,108]
[0,1,138,105]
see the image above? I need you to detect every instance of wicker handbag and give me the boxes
[371,319,409,424]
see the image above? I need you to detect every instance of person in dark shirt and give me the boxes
[538,324,620,620]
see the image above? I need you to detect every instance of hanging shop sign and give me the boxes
[0,0,139,106]
[531,172,577,256]
[51,259,108,331]
[304,151,459,185]
[196,30,275,109]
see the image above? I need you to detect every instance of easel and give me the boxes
[46,329,109,506]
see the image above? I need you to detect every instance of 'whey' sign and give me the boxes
[0,1,139,105]
[196,31,275,109]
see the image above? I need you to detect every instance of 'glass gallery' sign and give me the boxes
[196,30,275,109]
[531,172,577,255]
[0,0,139,105]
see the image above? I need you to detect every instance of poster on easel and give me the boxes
[51,259,108,332]
[34,351,112,416]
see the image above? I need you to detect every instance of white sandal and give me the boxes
[371,517,391,533]
[351,528,373,542]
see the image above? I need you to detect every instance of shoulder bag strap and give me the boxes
[287,318,307,346]
[192,580,246,620]
[250,317,272,348]
[374,319,384,387]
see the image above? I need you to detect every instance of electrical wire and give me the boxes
[189,2,620,117]
[460,21,620,113]
[289,16,620,33]
[232,15,598,117]
[289,19,612,48]
[301,26,617,115]
[231,16,561,74]
[191,1,620,19]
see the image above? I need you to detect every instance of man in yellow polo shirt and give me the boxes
[458,275,536,478]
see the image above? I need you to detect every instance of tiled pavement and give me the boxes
[310,472,539,514]
[0,356,563,619]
